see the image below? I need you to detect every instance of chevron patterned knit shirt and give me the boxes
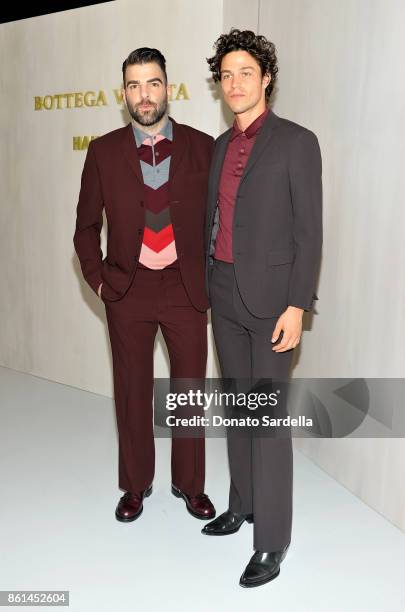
[132,118,178,269]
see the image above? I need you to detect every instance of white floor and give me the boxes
[1,366,404,612]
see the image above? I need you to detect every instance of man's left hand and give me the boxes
[271,306,304,352]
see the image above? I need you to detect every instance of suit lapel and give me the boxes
[211,128,232,201]
[169,118,187,181]
[239,109,280,185]
[121,123,143,184]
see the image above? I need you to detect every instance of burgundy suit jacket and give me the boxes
[74,118,214,311]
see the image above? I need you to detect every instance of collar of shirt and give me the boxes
[132,116,173,148]
[230,108,269,142]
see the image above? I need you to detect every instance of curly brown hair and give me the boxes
[207,28,278,102]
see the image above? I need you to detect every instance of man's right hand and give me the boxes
[97,282,103,298]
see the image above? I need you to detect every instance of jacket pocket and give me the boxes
[268,248,295,266]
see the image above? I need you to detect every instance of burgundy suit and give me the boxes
[74,118,214,495]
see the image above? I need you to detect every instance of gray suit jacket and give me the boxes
[205,109,322,318]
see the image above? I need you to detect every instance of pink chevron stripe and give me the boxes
[141,134,166,146]
[139,241,178,269]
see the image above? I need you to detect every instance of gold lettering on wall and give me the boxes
[167,83,190,101]
[112,89,124,104]
[174,83,189,100]
[34,84,189,110]
[73,136,99,150]
[34,91,108,110]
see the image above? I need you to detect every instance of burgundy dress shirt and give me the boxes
[214,108,269,263]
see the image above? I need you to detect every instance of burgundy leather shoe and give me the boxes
[171,484,216,520]
[115,484,152,522]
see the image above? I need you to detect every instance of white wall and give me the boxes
[0,0,223,393]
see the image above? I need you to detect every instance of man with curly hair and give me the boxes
[202,29,322,587]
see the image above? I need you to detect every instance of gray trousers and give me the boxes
[210,259,293,552]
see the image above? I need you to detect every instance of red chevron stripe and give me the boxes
[142,225,174,253]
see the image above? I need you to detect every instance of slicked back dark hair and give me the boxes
[122,47,167,87]
[207,29,278,102]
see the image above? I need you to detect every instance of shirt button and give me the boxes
[156,152,160,157]
[240,149,245,154]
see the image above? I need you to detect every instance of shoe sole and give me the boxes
[239,567,280,588]
[115,484,153,522]
[171,485,216,520]
[201,514,253,536]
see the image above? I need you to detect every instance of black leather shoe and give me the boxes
[201,509,253,535]
[239,544,289,588]
[115,484,152,522]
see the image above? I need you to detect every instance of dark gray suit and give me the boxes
[205,109,322,552]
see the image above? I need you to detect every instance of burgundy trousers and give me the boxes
[103,266,207,496]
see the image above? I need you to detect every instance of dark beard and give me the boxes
[128,98,168,126]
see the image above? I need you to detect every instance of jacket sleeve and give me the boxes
[73,141,104,294]
[287,129,323,311]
